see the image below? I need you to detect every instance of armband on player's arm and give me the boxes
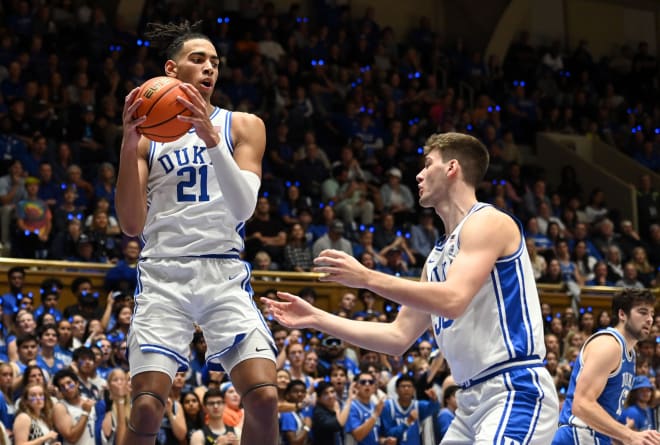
[206,144,261,221]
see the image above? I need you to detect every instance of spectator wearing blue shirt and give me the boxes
[34,277,64,323]
[409,209,439,265]
[279,379,312,445]
[1,266,26,328]
[634,141,660,173]
[36,323,67,379]
[36,161,61,209]
[436,385,459,442]
[380,375,439,445]
[619,376,655,431]
[17,133,49,177]
[93,162,117,217]
[345,372,386,445]
[104,239,140,293]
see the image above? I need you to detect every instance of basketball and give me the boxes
[133,76,193,143]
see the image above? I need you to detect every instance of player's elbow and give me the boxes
[119,224,138,237]
[571,397,590,421]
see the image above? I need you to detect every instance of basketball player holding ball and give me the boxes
[115,21,278,445]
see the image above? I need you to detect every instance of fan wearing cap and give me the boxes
[618,375,656,431]
[312,219,353,258]
[380,167,415,223]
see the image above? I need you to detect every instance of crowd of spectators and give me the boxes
[1,0,660,443]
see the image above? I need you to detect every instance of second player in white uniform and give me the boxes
[427,202,557,443]
[263,132,559,444]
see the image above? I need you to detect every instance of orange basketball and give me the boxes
[134,76,193,143]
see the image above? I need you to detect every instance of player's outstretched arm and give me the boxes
[573,335,660,444]
[314,208,513,319]
[261,292,429,356]
[116,87,149,236]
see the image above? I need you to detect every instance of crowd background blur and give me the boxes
[1,0,660,443]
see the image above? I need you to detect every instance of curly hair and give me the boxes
[144,20,210,60]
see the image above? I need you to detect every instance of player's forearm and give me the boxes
[364,270,466,319]
[573,400,633,443]
[207,145,260,221]
[116,148,147,236]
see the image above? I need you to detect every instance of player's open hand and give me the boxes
[314,249,369,288]
[176,83,220,148]
[629,429,660,444]
[260,292,318,329]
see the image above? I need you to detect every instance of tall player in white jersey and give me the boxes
[263,132,559,443]
[115,21,278,445]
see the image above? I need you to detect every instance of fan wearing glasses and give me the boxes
[345,372,396,445]
[189,388,239,445]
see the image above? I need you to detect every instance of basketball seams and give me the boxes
[144,82,181,117]
[135,76,193,142]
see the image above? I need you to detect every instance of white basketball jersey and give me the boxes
[427,203,546,385]
[61,400,96,445]
[140,108,245,258]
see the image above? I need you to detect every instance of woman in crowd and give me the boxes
[180,391,205,443]
[283,222,314,272]
[630,246,656,288]
[571,239,598,282]
[101,368,130,445]
[12,382,59,445]
[221,383,244,437]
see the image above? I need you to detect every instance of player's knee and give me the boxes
[130,392,166,433]
[241,383,278,416]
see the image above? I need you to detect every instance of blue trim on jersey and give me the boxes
[181,254,241,259]
[491,256,535,359]
[492,273,514,358]
[224,111,233,154]
[209,106,220,120]
[148,141,157,170]
[135,259,144,295]
[458,357,543,389]
[140,343,189,370]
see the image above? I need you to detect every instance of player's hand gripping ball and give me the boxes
[133,76,193,143]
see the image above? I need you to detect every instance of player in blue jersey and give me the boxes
[552,288,660,444]
[116,21,277,445]
[263,132,559,443]
[380,374,439,445]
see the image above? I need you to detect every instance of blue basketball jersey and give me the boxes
[380,398,438,445]
[558,327,635,443]
[427,203,546,385]
[140,107,245,258]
